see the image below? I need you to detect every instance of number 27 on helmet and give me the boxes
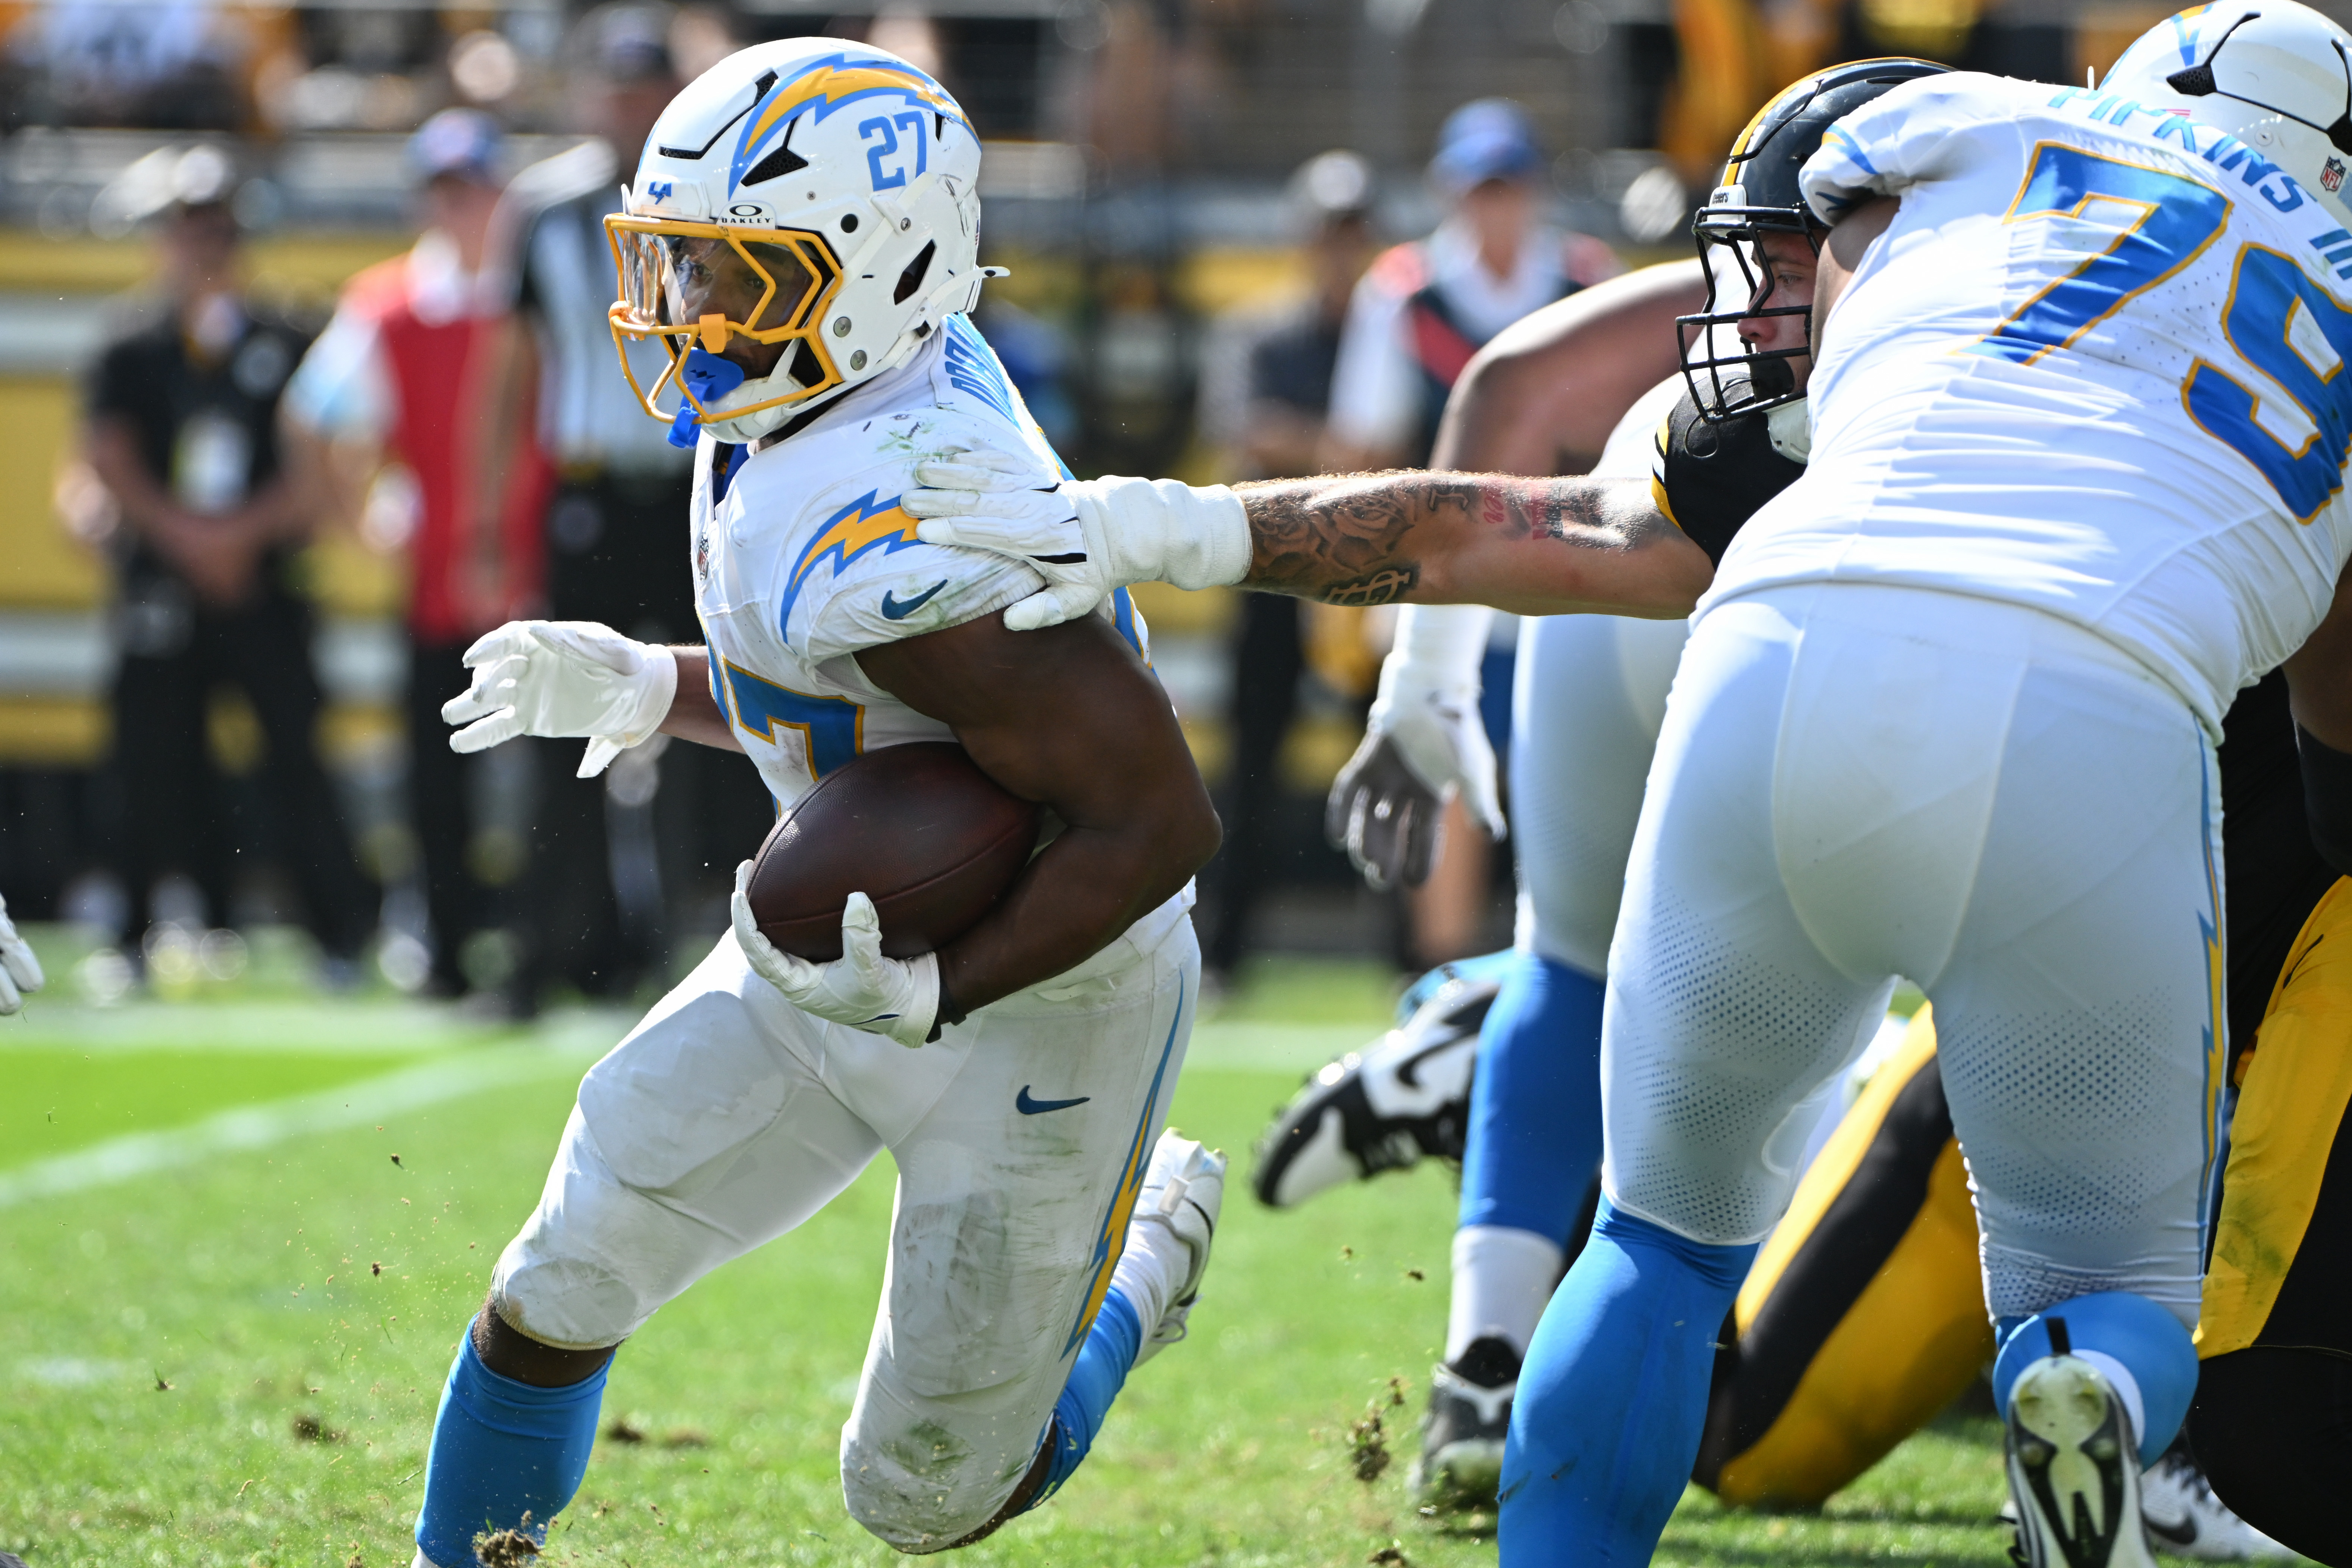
[604,38,998,446]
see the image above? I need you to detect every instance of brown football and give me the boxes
[745,741,1041,962]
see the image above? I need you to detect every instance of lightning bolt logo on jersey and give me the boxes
[1705,66,2352,737]
[689,313,1148,812]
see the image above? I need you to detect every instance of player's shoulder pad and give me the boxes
[1654,386,1807,565]
[744,413,1047,662]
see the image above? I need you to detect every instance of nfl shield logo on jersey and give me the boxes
[2325,157,2346,194]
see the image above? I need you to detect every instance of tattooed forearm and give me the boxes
[1231,471,1691,614]
[1478,478,1611,541]
[1322,566,1421,606]
[1236,473,1481,604]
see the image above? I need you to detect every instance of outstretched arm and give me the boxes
[908,461,1709,624]
[1235,471,1709,616]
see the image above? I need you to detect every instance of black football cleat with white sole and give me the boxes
[1250,971,1496,1209]
[1410,1336,1519,1511]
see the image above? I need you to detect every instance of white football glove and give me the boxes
[1327,604,1505,890]
[904,449,1252,630]
[729,862,940,1048]
[0,891,45,1016]
[442,620,678,779]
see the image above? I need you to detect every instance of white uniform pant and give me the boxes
[1603,584,2223,1326]
[492,906,1199,1550]
[1510,612,1689,976]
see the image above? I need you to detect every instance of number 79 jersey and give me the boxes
[1704,71,2352,734]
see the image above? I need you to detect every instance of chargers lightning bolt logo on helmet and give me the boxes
[729,54,970,196]
[604,38,993,447]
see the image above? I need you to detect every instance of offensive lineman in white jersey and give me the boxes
[905,6,2352,1561]
[408,41,1230,1562]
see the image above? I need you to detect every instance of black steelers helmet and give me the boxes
[1678,57,1948,422]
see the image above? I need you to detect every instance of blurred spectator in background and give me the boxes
[1324,98,1617,472]
[4,0,252,131]
[1194,150,1377,992]
[81,144,375,975]
[467,2,770,1010]
[1325,99,1619,967]
[281,109,549,1001]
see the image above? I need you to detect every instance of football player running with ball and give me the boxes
[908,6,2352,1561]
[412,41,1227,1563]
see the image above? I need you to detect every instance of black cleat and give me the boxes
[1250,974,1495,1209]
[1410,1336,1519,1511]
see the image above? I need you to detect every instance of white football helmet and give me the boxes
[2106,0,2352,229]
[606,38,992,443]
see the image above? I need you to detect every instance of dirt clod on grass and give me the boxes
[603,1418,646,1443]
[1347,1409,1391,1483]
[472,1513,539,1566]
[1369,1547,1411,1567]
[1346,1379,1409,1484]
[291,1413,341,1442]
[661,1427,709,1448]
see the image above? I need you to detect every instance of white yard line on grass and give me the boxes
[0,1045,594,1210]
[0,1016,1369,1212]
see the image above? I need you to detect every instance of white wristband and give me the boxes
[1162,481,1252,591]
[1385,603,1493,698]
[1071,477,1253,593]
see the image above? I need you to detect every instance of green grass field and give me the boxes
[0,934,2026,1568]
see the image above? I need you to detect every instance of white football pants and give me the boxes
[1510,612,1689,976]
[492,903,1198,1550]
[1604,584,2224,1326]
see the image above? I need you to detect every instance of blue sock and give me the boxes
[414,1332,608,1567]
[1992,1292,2198,1466]
[1460,953,1607,1244]
[1021,1287,1144,1511]
[1499,1200,1755,1567]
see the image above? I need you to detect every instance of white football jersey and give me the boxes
[1703,72,2352,732]
[690,314,1151,812]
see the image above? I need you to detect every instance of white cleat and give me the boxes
[1127,1132,1225,1365]
[2139,1446,2295,1561]
[2006,1352,2160,1568]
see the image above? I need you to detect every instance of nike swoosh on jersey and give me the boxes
[1016,1086,1091,1115]
[881,580,949,621]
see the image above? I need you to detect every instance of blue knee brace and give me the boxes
[1994,1292,2198,1466]
[1461,953,1606,1244]
[1499,1200,1754,1567]
[1024,1288,1144,1510]
[414,1332,608,1567]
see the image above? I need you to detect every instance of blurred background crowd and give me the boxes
[0,0,2207,1015]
